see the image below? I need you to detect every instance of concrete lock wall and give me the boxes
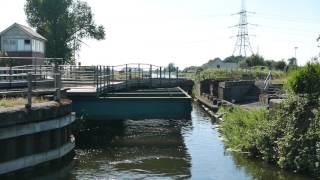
[218,80,257,102]
[0,100,75,175]
[200,79,231,97]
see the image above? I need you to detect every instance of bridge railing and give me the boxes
[0,57,185,94]
[93,63,181,94]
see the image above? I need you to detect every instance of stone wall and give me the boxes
[200,78,231,97]
[218,80,258,102]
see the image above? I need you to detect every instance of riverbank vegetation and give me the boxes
[219,62,320,177]
[195,68,285,81]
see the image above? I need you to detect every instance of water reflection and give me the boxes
[73,119,192,179]
[185,104,312,180]
[229,152,313,180]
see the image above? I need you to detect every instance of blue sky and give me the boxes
[1,0,319,68]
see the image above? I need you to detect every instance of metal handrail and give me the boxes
[263,71,272,90]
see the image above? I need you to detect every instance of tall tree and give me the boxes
[288,57,297,67]
[223,55,243,63]
[244,54,266,67]
[25,0,105,64]
[167,63,177,72]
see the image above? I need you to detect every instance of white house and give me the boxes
[207,58,239,70]
[0,23,47,65]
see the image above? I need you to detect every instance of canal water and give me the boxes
[32,103,311,179]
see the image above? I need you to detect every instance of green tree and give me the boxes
[182,66,199,73]
[25,0,105,64]
[223,55,243,63]
[167,63,177,72]
[288,57,297,67]
[274,60,287,71]
[201,57,222,69]
[245,54,266,67]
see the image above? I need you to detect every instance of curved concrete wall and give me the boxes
[0,100,75,175]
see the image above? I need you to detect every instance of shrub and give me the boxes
[257,95,320,176]
[286,63,320,96]
[220,96,320,176]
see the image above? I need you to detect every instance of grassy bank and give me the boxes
[219,95,320,177]
[0,97,47,107]
[219,106,267,154]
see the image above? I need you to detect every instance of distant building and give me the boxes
[0,23,47,66]
[206,58,239,70]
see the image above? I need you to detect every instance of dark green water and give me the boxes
[26,103,313,179]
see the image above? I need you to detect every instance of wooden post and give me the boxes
[26,73,32,109]
[54,72,61,101]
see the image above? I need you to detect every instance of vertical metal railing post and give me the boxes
[95,66,98,91]
[176,67,179,79]
[176,67,179,86]
[112,66,114,82]
[103,66,106,93]
[56,72,62,101]
[26,73,32,109]
[9,66,12,88]
[99,65,102,94]
[138,64,141,86]
[160,67,162,86]
[106,66,110,92]
[125,64,128,89]
[149,64,152,88]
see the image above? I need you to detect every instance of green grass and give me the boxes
[219,106,268,153]
[0,97,48,107]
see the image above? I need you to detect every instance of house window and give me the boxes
[3,39,18,51]
[24,39,31,44]
[217,65,221,69]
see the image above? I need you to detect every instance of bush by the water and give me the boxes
[257,95,320,176]
[220,96,320,177]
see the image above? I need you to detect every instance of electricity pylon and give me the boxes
[231,0,256,57]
